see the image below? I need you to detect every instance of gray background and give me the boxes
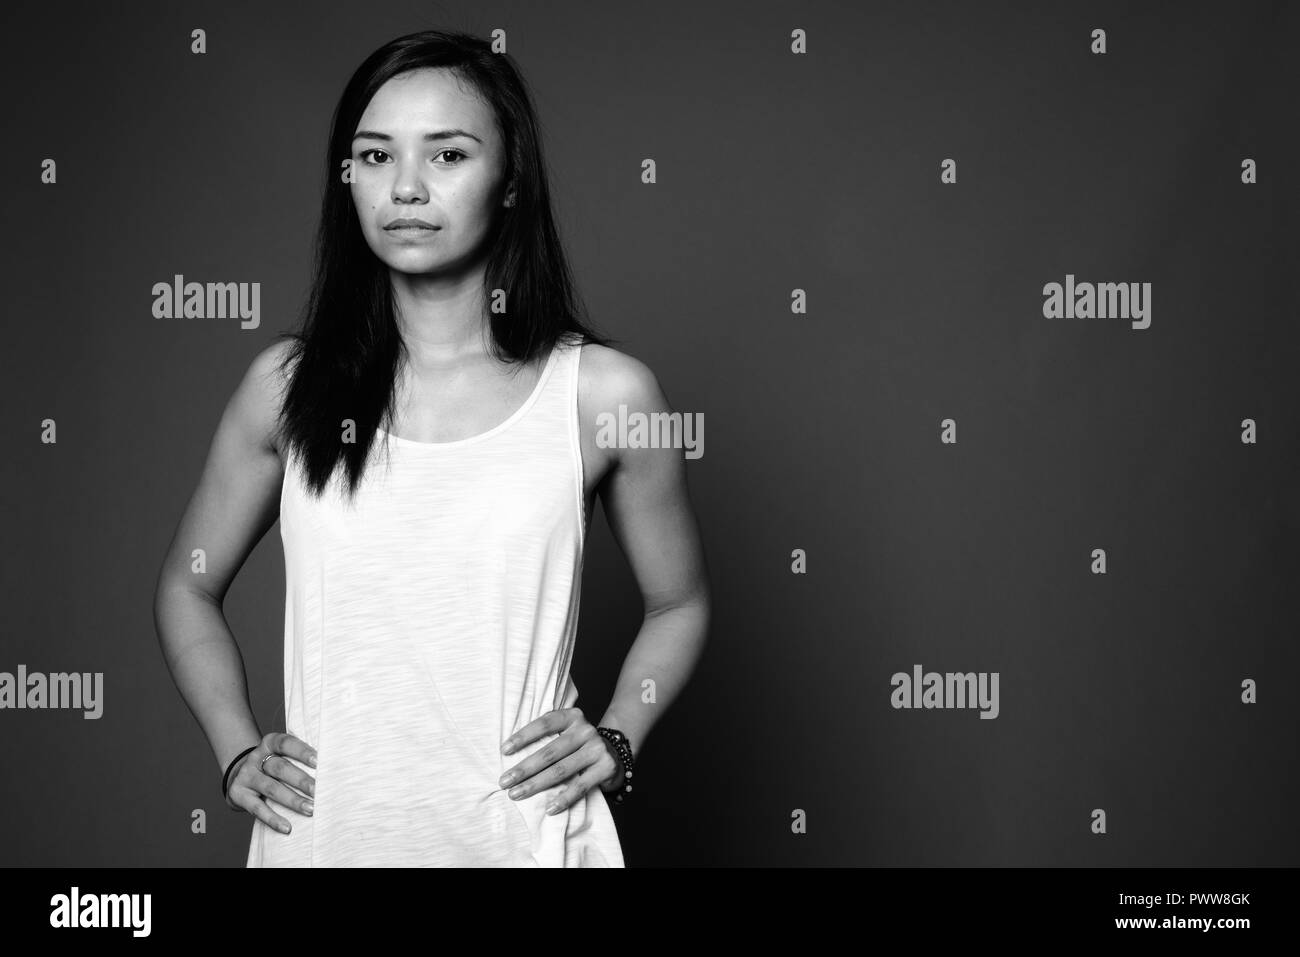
[2,0,1297,866]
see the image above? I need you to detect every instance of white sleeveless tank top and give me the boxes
[246,333,625,866]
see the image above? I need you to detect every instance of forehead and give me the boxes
[358,67,494,134]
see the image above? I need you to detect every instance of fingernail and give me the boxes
[508,787,524,799]
[545,803,559,815]
[501,741,514,755]
[304,801,314,814]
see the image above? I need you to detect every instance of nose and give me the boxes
[391,159,428,204]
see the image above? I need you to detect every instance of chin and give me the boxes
[381,253,441,271]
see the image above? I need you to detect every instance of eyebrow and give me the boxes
[351,129,483,144]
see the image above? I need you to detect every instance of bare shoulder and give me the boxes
[249,337,297,387]
[574,341,674,490]
[233,338,298,455]
[576,341,671,416]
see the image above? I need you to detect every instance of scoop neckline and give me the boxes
[375,343,562,450]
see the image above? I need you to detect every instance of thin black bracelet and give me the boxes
[222,744,260,803]
[595,727,634,804]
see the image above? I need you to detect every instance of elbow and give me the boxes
[152,578,181,655]
[644,586,711,633]
[152,577,218,655]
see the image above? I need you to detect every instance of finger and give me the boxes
[231,785,293,833]
[253,767,315,817]
[268,731,318,769]
[506,738,605,800]
[260,750,316,799]
[499,729,583,793]
[544,766,596,815]
[505,753,580,799]
[501,710,562,755]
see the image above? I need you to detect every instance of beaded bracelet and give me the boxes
[595,726,634,804]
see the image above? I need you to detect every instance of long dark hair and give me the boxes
[271,29,612,499]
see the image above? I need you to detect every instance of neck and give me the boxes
[389,267,492,367]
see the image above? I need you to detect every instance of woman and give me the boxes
[152,30,711,866]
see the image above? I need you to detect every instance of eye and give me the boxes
[357,148,464,166]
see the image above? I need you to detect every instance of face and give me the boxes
[349,68,512,277]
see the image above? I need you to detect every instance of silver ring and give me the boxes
[259,751,276,773]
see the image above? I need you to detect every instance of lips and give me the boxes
[384,219,439,230]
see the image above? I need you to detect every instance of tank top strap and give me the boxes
[559,332,584,416]
[526,332,584,427]
[530,332,586,544]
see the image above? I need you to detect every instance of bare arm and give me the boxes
[581,347,712,774]
[152,341,292,780]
